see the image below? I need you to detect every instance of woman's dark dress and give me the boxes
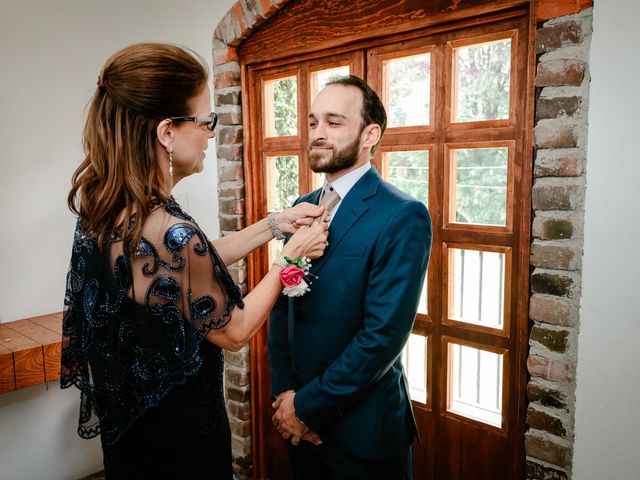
[61,200,243,479]
[101,341,232,478]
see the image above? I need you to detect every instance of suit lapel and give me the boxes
[309,168,381,277]
[309,189,323,206]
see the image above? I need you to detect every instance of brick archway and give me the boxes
[212,1,593,478]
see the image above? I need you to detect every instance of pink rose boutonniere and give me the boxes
[276,256,315,297]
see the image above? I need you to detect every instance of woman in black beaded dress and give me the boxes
[61,43,328,479]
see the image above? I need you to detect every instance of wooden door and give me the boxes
[245,52,365,480]
[369,16,530,479]
[241,3,532,479]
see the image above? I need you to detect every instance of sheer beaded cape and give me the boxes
[60,199,244,448]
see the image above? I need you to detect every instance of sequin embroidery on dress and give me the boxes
[61,198,243,463]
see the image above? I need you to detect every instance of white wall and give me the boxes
[3,1,639,479]
[0,1,235,478]
[574,2,640,479]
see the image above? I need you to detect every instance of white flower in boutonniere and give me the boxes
[275,256,315,297]
[282,277,310,297]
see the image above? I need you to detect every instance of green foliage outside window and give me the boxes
[455,148,507,226]
[456,40,511,122]
[388,55,430,127]
[273,78,297,136]
[385,41,510,225]
[273,156,299,212]
[387,151,429,208]
[269,43,511,225]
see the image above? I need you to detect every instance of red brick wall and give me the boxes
[527,4,593,479]
[538,0,593,21]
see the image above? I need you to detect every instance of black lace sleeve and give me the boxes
[61,202,243,446]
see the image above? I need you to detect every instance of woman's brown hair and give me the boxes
[68,42,208,251]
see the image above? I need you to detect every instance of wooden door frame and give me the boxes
[229,1,537,478]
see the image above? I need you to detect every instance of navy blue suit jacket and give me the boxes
[268,167,432,460]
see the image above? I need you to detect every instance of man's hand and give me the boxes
[272,390,322,446]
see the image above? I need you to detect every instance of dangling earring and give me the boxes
[169,150,173,177]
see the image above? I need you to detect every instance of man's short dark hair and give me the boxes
[325,75,387,155]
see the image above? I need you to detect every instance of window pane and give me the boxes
[454,39,511,122]
[417,279,428,315]
[264,76,298,137]
[310,65,350,100]
[385,150,429,313]
[385,150,429,208]
[448,342,503,427]
[450,248,505,330]
[384,53,431,127]
[452,147,508,226]
[266,155,299,212]
[266,155,299,263]
[402,334,428,404]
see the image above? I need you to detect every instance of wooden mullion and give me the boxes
[440,326,512,352]
[429,37,447,433]
[381,130,435,146]
[298,66,311,194]
[379,142,433,153]
[351,50,365,79]
[261,145,302,155]
[366,48,382,175]
[413,317,433,334]
[441,229,512,246]
[445,124,516,140]
[262,136,302,150]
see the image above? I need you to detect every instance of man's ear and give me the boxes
[156,119,174,151]
[360,123,382,151]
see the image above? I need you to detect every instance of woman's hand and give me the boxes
[276,203,326,235]
[281,222,328,260]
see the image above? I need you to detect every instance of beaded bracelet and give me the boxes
[267,213,285,240]
[272,255,289,268]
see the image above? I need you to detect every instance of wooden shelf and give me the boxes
[0,312,62,394]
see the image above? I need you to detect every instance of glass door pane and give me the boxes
[449,247,506,330]
[384,149,429,314]
[265,155,299,262]
[402,334,428,404]
[310,65,350,100]
[264,76,298,137]
[385,150,429,207]
[383,53,431,127]
[447,342,504,428]
[450,147,508,226]
[452,38,511,122]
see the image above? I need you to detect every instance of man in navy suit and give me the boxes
[269,75,432,480]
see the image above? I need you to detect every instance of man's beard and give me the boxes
[308,136,361,174]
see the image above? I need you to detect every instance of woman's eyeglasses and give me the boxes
[169,112,217,131]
